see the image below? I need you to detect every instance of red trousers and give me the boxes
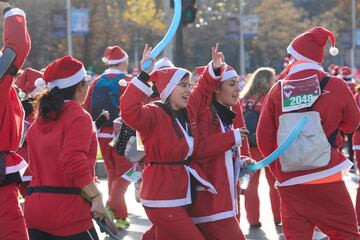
[244,147,281,224]
[144,207,205,240]
[353,131,360,222]
[197,217,245,240]
[98,138,132,219]
[0,183,29,240]
[141,225,156,240]
[278,181,360,240]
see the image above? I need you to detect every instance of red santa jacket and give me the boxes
[257,65,359,186]
[24,101,97,236]
[188,100,251,223]
[0,8,31,178]
[83,68,131,138]
[120,63,223,207]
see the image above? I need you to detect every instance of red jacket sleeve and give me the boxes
[0,8,31,97]
[119,77,157,134]
[187,62,222,120]
[59,116,95,188]
[338,80,360,133]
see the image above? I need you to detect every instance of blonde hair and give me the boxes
[240,67,276,99]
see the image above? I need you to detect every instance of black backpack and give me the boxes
[90,73,126,127]
[243,97,262,147]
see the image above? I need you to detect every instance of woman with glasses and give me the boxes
[24,56,111,240]
[120,44,225,240]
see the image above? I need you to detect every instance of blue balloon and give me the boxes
[245,116,308,172]
[143,0,182,70]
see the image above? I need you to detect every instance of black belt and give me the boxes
[150,157,191,166]
[26,186,82,196]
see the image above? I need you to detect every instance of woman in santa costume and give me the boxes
[84,45,133,228]
[120,44,225,240]
[257,26,360,239]
[240,67,281,228]
[0,3,31,240]
[15,68,45,197]
[24,56,110,240]
[186,64,252,240]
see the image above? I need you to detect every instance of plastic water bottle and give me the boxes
[240,173,251,189]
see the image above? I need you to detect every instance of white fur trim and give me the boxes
[153,58,174,72]
[353,145,360,150]
[192,210,237,224]
[104,68,124,75]
[329,47,339,56]
[222,70,238,82]
[18,91,26,99]
[140,170,192,207]
[21,175,32,182]
[34,78,46,88]
[96,132,113,138]
[160,68,188,101]
[6,159,28,174]
[186,166,217,194]
[340,74,353,79]
[0,51,2,58]
[287,44,318,63]
[287,62,324,76]
[275,159,352,187]
[4,8,26,19]
[233,129,242,146]
[48,67,86,89]
[103,54,129,65]
[119,79,127,87]
[132,77,153,97]
[208,61,225,80]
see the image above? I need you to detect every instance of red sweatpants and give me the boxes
[278,181,360,240]
[197,217,245,240]
[353,131,360,222]
[98,138,132,219]
[0,183,29,240]
[244,167,281,224]
[141,225,156,240]
[144,207,205,240]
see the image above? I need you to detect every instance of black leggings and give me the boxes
[28,227,99,240]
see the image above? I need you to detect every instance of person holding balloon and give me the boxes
[120,43,226,240]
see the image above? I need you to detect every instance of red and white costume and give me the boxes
[353,92,360,222]
[24,56,98,236]
[83,46,132,220]
[241,96,281,225]
[187,66,250,240]
[257,26,360,239]
[0,7,31,240]
[120,63,223,240]
[15,68,44,197]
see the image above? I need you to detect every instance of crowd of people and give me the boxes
[1,2,360,240]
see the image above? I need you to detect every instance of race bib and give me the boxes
[121,166,141,183]
[281,75,320,112]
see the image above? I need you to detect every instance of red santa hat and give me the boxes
[42,56,86,89]
[15,68,44,96]
[287,26,339,64]
[102,46,128,65]
[149,67,190,101]
[153,58,175,72]
[338,66,353,79]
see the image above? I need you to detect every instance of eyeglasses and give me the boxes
[177,82,194,89]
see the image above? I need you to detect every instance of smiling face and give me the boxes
[168,74,192,110]
[215,77,240,107]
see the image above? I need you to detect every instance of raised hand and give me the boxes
[140,44,156,75]
[211,43,225,70]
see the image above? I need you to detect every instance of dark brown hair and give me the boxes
[33,81,85,121]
